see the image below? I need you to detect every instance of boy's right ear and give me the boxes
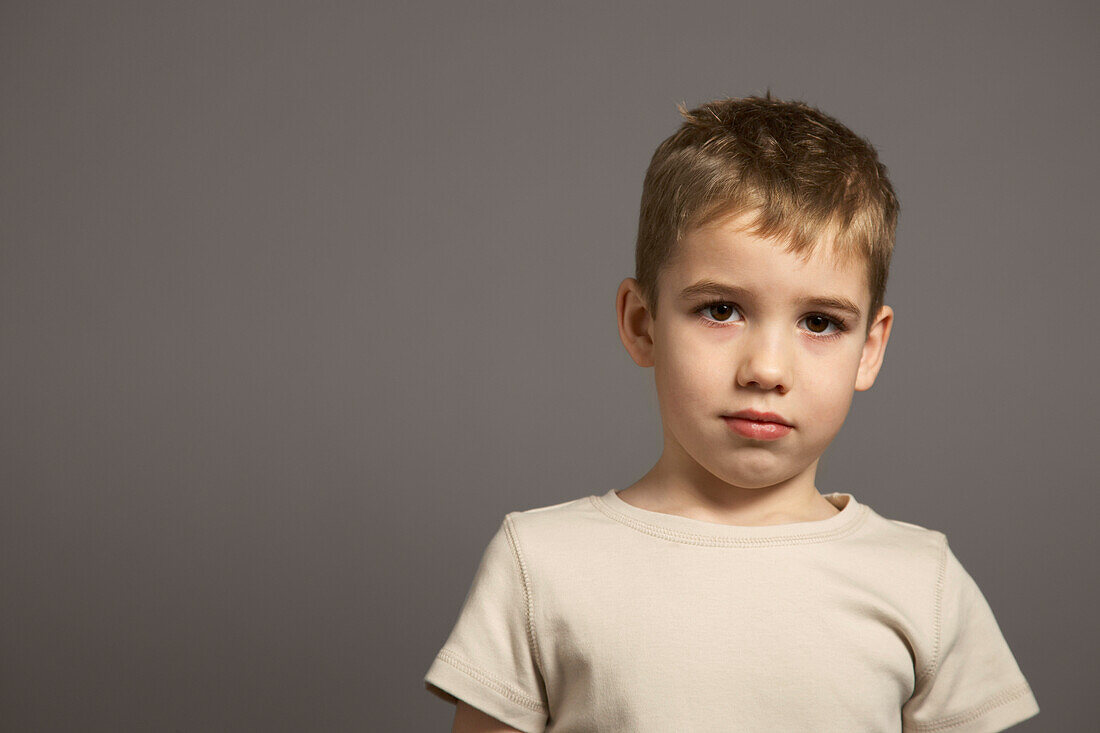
[617,278,656,368]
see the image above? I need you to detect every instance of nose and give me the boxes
[736,328,791,393]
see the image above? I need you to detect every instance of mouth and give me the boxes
[722,416,793,441]
[724,409,792,427]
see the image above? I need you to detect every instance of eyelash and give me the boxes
[692,299,850,341]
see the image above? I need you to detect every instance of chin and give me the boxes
[703,461,792,490]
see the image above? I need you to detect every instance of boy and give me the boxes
[424,94,1039,732]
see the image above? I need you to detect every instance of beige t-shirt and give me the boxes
[424,490,1039,732]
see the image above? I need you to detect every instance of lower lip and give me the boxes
[723,417,792,440]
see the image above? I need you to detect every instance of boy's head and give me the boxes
[616,94,896,495]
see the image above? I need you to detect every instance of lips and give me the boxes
[722,416,793,440]
[725,409,792,427]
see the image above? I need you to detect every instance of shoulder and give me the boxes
[856,502,949,556]
[841,502,953,591]
[502,493,603,543]
[493,494,614,576]
[503,494,602,528]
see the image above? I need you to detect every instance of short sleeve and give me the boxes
[424,515,549,733]
[902,537,1039,732]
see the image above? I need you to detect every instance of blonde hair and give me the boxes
[635,93,899,336]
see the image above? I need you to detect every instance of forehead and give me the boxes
[667,214,868,304]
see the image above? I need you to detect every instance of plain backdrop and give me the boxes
[2,1,1096,731]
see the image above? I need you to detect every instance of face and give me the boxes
[617,212,893,495]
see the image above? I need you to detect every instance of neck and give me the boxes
[620,449,838,527]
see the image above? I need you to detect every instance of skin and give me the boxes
[615,211,894,526]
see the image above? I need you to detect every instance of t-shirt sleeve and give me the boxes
[423,514,549,733]
[902,537,1039,732]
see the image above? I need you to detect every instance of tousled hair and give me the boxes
[635,92,898,337]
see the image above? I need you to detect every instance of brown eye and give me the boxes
[708,304,735,321]
[696,302,744,326]
[802,314,848,338]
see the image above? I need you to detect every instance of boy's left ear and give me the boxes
[855,305,894,392]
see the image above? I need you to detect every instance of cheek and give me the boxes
[655,335,720,408]
[798,350,862,417]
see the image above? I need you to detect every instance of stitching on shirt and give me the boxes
[437,647,549,713]
[589,495,870,547]
[906,680,1034,730]
[503,515,548,697]
[915,534,948,685]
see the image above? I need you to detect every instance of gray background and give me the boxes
[1,1,1095,731]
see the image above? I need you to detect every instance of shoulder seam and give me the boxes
[917,532,949,685]
[502,514,547,690]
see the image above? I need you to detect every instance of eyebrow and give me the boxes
[678,279,864,319]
